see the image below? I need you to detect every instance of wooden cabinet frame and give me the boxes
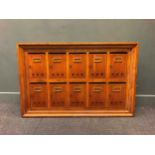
[17,42,138,117]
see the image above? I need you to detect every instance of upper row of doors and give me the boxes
[27,53,128,81]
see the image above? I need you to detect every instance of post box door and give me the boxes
[50,84,67,108]
[29,84,48,109]
[27,54,46,81]
[89,83,106,108]
[109,84,126,109]
[70,83,86,107]
[69,54,86,79]
[109,53,127,80]
[49,54,66,79]
[89,54,107,79]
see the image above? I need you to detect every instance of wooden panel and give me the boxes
[17,42,138,117]
[50,83,67,109]
[69,83,86,108]
[89,83,106,109]
[108,84,126,109]
[89,54,107,79]
[109,53,127,80]
[29,83,48,109]
[69,54,86,79]
[27,54,46,81]
[49,54,66,80]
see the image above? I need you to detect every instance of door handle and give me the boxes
[53,87,63,93]
[32,58,41,63]
[114,56,123,63]
[73,87,81,92]
[33,87,42,92]
[93,57,102,63]
[93,87,102,92]
[52,57,62,63]
[112,87,121,92]
[73,57,82,63]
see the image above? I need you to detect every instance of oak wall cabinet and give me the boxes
[17,42,138,117]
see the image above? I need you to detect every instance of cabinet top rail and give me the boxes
[17,42,138,48]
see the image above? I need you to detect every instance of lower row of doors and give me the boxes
[28,83,127,110]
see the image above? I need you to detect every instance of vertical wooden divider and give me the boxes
[106,51,110,108]
[86,51,89,108]
[66,51,70,108]
[24,52,30,112]
[130,46,138,114]
[126,50,131,110]
[45,51,50,109]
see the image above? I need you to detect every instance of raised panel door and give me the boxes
[49,54,66,80]
[109,53,127,80]
[69,83,86,108]
[29,83,48,109]
[69,54,86,79]
[50,83,67,108]
[89,54,107,79]
[27,54,46,81]
[108,84,126,109]
[89,83,106,108]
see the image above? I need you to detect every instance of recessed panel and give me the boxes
[29,83,48,109]
[89,54,106,79]
[109,53,127,80]
[108,84,126,109]
[50,83,67,108]
[49,54,66,80]
[27,54,46,81]
[69,83,86,108]
[89,83,106,109]
[69,54,86,79]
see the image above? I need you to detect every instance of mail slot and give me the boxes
[69,54,86,79]
[89,54,107,79]
[70,83,86,107]
[49,54,66,79]
[50,84,67,108]
[27,54,46,81]
[32,58,41,63]
[73,57,82,63]
[109,53,127,80]
[89,83,106,108]
[108,84,126,109]
[52,57,62,63]
[29,83,48,108]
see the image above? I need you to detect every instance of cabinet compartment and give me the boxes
[69,54,86,79]
[109,53,127,80]
[69,83,86,108]
[50,83,67,108]
[27,54,46,81]
[49,54,66,80]
[29,83,48,109]
[108,83,126,109]
[89,54,107,79]
[89,83,106,108]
